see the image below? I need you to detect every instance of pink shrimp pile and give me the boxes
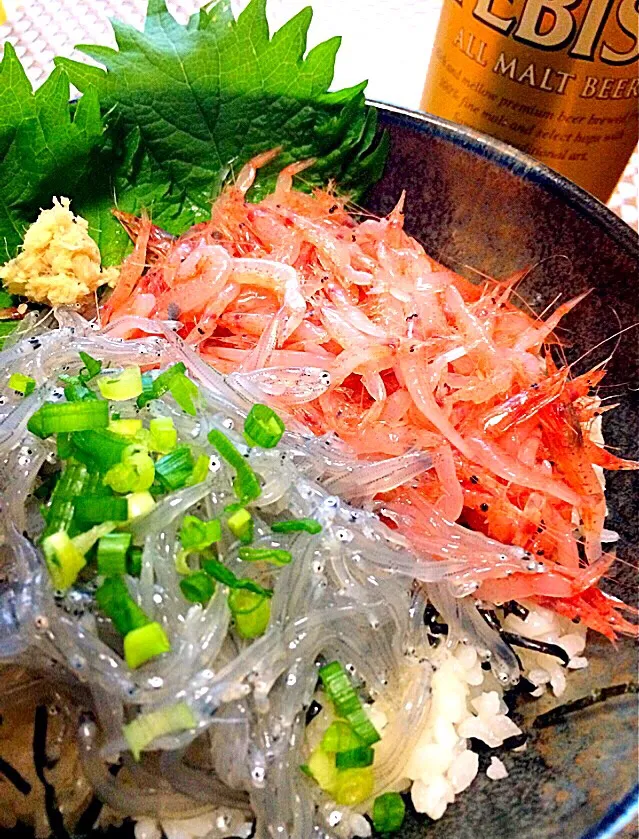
[103,150,638,639]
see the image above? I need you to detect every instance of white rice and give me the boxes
[130,603,588,837]
[486,757,509,780]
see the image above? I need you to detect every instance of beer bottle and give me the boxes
[421,0,639,203]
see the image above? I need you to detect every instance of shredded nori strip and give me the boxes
[0,755,31,795]
[533,682,639,729]
[478,607,502,633]
[503,600,530,620]
[468,732,528,755]
[499,631,570,667]
[424,603,448,635]
[33,705,71,839]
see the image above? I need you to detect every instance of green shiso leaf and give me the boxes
[54,0,387,264]
[0,44,105,262]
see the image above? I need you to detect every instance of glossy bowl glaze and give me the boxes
[367,102,638,839]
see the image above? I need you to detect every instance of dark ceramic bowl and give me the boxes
[4,103,638,839]
[366,102,638,839]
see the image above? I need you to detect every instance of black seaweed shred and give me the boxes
[478,608,501,633]
[33,705,71,839]
[500,632,570,667]
[468,731,528,755]
[533,682,639,729]
[0,755,32,795]
[423,603,448,635]
[502,601,530,620]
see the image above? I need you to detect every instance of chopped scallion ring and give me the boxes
[8,372,35,395]
[42,531,86,590]
[319,661,380,746]
[335,746,374,769]
[228,589,271,638]
[97,532,132,577]
[124,621,171,669]
[244,404,285,448]
[372,792,406,833]
[97,366,143,401]
[27,400,109,438]
[155,445,195,490]
[207,429,261,503]
[271,518,322,535]
[238,546,292,566]
[179,571,215,605]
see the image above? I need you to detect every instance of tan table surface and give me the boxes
[1,0,638,232]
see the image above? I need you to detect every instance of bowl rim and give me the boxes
[369,100,639,262]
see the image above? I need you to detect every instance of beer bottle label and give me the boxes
[421,0,639,201]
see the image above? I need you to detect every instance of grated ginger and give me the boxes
[0,197,119,307]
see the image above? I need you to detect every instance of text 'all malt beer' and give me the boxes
[421,0,639,202]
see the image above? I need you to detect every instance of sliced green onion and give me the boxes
[69,429,130,471]
[28,400,109,438]
[227,507,253,544]
[8,373,35,395]
[176,513,221,576]
[320,721,363,754]
[237,546,292,566]
[42,531,86,590]
[74,496,128,525]
[149,417,177,453]
[179,515,222,551]
[127,545,143,577]
[305,748,338,794]
[201,556,272,598]
[207,429,261,503]
[185,454,210,486]
[155,445,194,490]
[104,446,155,493]
[319,662,380,746]
[341,706,380,748]
[372,793,406,833]
[108,418,143,437]
[228,589,271,639]
[127,491,156,520]
[103,463,138,494]
[335,746,374,770]
[56,432,74,459]
[137,372,156,408]
[95,576,149,637]
[124,621,171,669]
[123,702,196,761]
[333,767,374,806]
[244,403,285,448]
[168,372,199,416]
[179,571,215,605]
[97,532,132,577]
[97,366,143,401]
[41,462,89,538]
[136,363,186,409]
[271,518,322,535]
[63,381,97,402]
[78,351,102,380]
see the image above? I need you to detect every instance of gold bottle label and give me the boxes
[421,0,639,202]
